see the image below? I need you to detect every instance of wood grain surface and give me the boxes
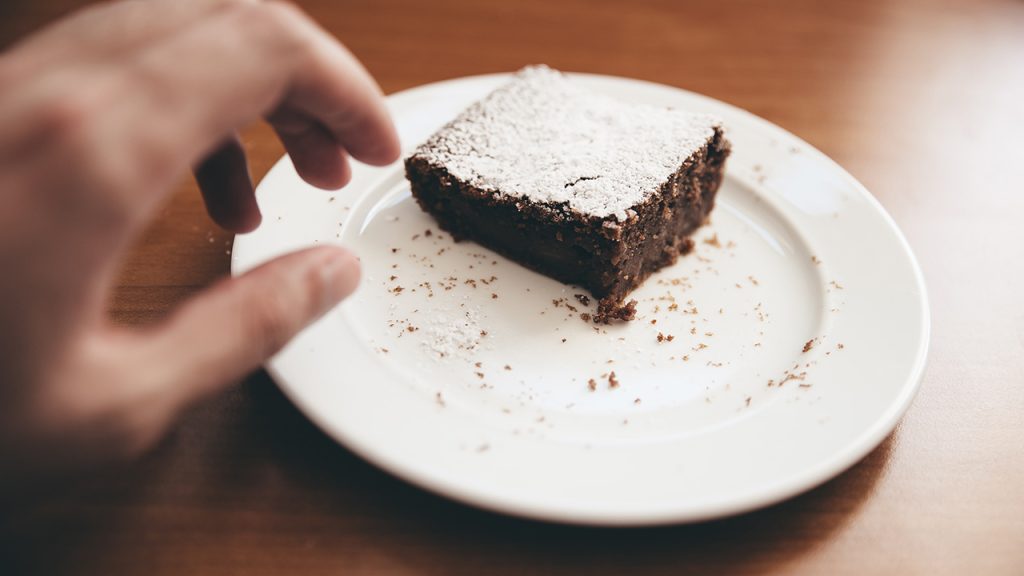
[2,0,1023,574]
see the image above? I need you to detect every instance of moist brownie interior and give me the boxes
[404,66,730,322]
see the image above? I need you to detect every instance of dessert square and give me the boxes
[404,66,730,322]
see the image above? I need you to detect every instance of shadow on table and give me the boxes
[239,370,895,573]
[0,369,895,575]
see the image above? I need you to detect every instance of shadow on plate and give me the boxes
[242,370,895,574]
[0,369,896,575]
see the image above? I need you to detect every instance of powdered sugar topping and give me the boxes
[411,65,721,221]
[421,306,486,361]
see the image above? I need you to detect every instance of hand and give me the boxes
[0,0,400,486]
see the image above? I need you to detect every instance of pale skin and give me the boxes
[0,0,400,489]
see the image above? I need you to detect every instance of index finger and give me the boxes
[110,1,400,195]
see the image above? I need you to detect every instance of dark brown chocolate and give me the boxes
[404,127,729,322]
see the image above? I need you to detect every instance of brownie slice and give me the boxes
[404,66,730,322]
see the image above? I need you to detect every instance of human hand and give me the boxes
[0,0,399,485]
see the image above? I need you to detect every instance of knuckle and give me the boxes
[247,287,304,358]
[34,90,97,142]
[81,147,140,198]
[245,258,329,358]
[36,84,139,193]
[301,257,332,315]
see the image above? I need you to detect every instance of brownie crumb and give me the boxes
[574,293,591,306]
[594,298,637,324]
[580,312,591,322]
[703,234,721,248]
[587,378,597,391]
[802,339,815,353]
[777,370,808,386]
[608,371,620,389]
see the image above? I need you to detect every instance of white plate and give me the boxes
[231,73,929,526]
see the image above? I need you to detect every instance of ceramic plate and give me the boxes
[231,72,929,525]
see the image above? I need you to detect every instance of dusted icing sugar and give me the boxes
[411,65,721,221]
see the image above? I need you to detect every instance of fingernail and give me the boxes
[318,249,361,315]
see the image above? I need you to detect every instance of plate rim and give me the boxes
[234,71,931,526]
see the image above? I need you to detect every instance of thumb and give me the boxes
[148,245,360,408]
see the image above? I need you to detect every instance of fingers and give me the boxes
[269,109,351,190]
[146,246,360,407]
[264,11,401,168]
[4,1,400,235]
[194,135,261,232]
[122,1,399,180]
[0,244,360,470]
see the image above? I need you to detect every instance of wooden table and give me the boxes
[3,0,1023,573]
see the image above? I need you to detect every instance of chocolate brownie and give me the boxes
[404,66,730,322]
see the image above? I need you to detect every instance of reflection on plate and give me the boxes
[232,73,929,525]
